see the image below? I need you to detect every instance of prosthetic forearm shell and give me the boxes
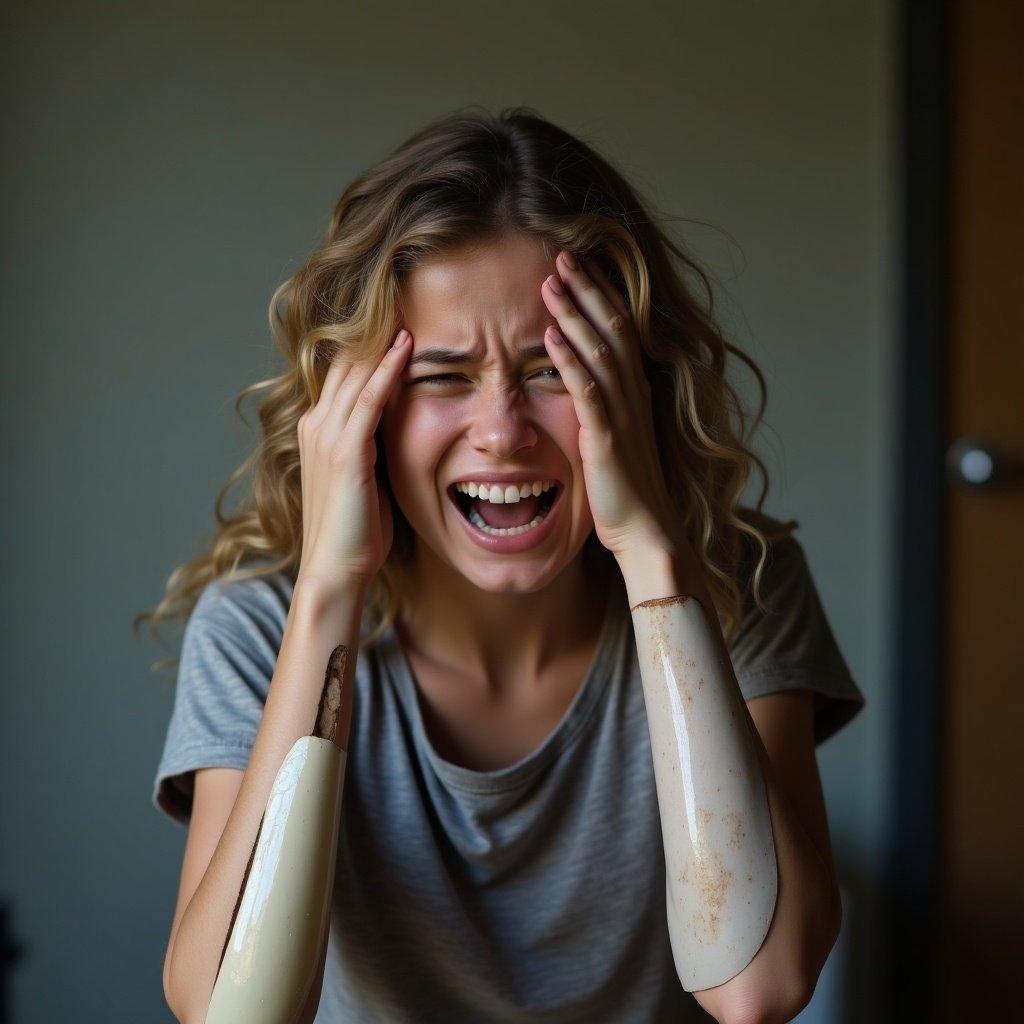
[204,736,347,1023]
[631,594,777,991]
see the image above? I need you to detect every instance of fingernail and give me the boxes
[561,251,578,270]
[393,330,409,348]
[546,274,564,295]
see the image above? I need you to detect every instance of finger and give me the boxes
[322,328,404,438]
[344,330,413,443]
[556,251,632,356]
[301,351,353,524]
[543,325,613,438]
[542,274,629,430]
[557,252,647,403]
[306,350,353,429]
[583,256,631,320]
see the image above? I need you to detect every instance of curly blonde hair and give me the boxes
[134,104,795,674]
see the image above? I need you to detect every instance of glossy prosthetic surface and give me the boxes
[205,645,349,1023]
[631,596,777,991]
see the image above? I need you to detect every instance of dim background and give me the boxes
[2,1,899,1021]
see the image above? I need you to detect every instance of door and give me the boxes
[943,0,1024,1018]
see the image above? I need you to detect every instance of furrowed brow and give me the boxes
[407,343,550,368]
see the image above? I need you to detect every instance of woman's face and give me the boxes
[379,232,596,593]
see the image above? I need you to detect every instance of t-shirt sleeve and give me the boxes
[728,532,866,746]
[151,573,284,827]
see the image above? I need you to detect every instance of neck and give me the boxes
[394,540,616,695]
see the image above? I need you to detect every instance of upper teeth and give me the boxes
[455,480,556,503]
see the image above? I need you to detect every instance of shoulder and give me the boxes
[190,558,295,641]
[726,507,866,744]
[170,560,296,699]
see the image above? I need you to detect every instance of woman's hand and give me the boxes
[540,251,685,570]
[295,328,413,593]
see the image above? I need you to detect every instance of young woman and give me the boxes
[142,107,865,1023]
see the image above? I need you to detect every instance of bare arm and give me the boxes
[621,553,839,1024]
[163,576,365,1024]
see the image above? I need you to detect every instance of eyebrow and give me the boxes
[407,343,551,368]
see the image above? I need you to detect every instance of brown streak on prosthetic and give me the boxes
[217,806,265,976]
[313,644,347,746]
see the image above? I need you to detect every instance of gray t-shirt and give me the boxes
[152,511,865,1022]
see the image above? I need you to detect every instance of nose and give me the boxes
[464,385,539,459]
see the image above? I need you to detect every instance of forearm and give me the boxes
[165,576,365,1024]
[621,550,778,993]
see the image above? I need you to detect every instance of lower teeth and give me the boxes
[467,500,552,537]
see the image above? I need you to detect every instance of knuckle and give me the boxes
[582,377,601,403]
[607,313,628,339]
[592,341,613,366]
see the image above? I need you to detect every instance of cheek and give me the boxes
[380,403,452,501]
[540,402,593,522]
[378,404,413,503]
[544,403,584,462]
[420,409,462,444]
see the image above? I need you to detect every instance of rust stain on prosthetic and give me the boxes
[630,595,698,680]
[313,644,347,746]
[687,808,734,944]
[689,909,722,945]
[725,811,746,849]
[693,850,733,942]
[630,594,695,612]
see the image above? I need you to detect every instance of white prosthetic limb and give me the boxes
[631,594,778,991]
[205,645,350,1024]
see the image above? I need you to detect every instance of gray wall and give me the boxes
[0,2,895,1020]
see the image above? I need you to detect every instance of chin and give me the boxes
[453,560,565,595]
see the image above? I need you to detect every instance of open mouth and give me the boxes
[447,482,562,534]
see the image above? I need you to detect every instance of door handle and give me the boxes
[946,436,1024,488]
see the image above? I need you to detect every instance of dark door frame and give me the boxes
[885,0,948,1018]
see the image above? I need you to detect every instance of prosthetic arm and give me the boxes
[630,594,778,992]
[204,645,350,1024]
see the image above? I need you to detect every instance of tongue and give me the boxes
[474,494,541,529]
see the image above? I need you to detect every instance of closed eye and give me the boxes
[413,368,563,386]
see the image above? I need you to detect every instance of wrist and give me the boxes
[292,571,369,621]
[618,536,711,611]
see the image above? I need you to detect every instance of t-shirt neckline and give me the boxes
[387,580,627,795]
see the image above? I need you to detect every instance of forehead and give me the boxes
[400,233,554,354]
